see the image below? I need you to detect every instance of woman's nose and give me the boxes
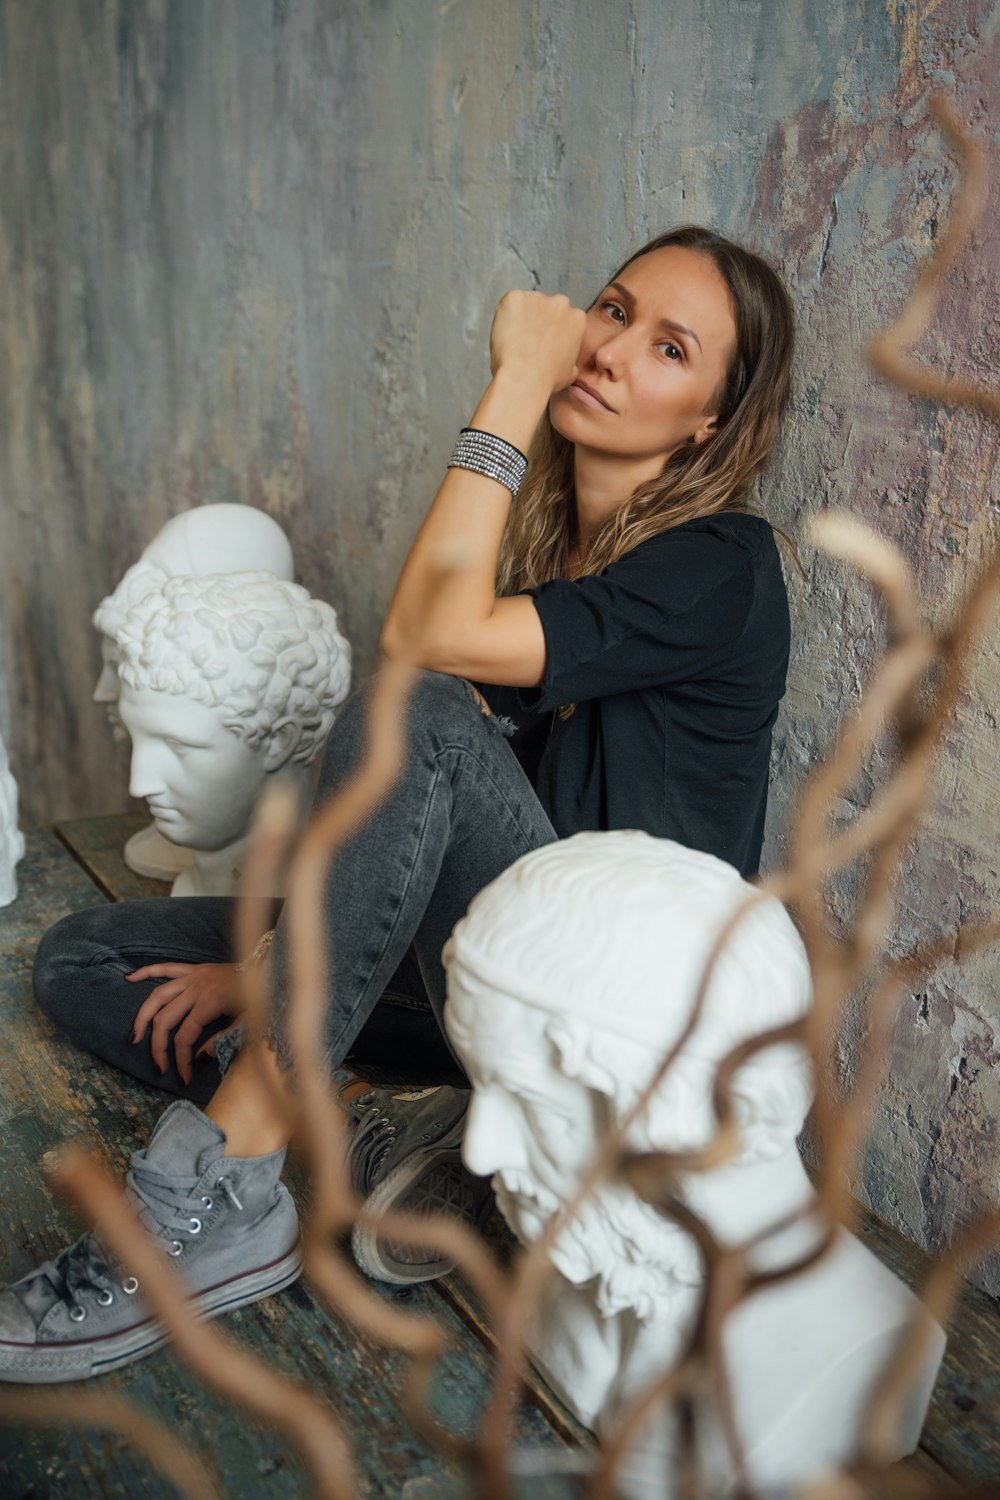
[591,332,627,379]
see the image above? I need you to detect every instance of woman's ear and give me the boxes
[691,414,719,446]
[263,717,303,773]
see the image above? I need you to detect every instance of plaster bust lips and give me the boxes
[570,378,616,412]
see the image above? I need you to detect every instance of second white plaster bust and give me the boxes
[443,831,944,1495]
[100,570,351,896]
[92,504,297,878]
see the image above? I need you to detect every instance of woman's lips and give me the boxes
[570,380,614,412]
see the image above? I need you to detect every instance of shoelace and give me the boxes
[348,1092,401,1196]
[346,1089,453,1197]
[32,1163,244,1323]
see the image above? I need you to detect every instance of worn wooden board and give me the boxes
[0,829,584,1498]
[54,816,173,905]
[851,1207,1000,1480]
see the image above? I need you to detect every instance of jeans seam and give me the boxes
[324,762,447,1061]
[436,737,553,848]
[86,945,227,968]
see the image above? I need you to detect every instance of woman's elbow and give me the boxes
[379,616,404,661]
[380,616,444,669]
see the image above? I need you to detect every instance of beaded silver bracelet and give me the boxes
[447,427,528,498]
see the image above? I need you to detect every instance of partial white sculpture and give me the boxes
[0,732,25,908]
[95,570,351,897]
[443,832,946,1498]
[92,504,295,880]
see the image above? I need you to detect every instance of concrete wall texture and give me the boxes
[1,0,999,1287]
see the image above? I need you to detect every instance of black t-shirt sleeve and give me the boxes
[517,528,754,711]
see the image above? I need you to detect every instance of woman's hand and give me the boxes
[126,962,242,1085]
[489,290,587,397]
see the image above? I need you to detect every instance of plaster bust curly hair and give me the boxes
[102,570,350,765]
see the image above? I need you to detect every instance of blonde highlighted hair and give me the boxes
[496,226,796,595]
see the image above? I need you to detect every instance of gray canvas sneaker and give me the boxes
[345,1083,492,1285]
[0,1100,301,1383]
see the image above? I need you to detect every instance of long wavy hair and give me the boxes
[496,226,795,595]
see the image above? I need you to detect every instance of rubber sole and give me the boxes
[0,1240,303,1385]
[351,1131,492,1285]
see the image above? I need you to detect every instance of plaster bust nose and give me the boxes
[92,657,120,705]
[461,1090,521,1179]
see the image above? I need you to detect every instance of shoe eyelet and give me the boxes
[189,1217,202,1234]
[97,1289,115,1307]
[201,1195,214,1210]
[168,1240,184,1257]
[122,1276,139,1295]
[216,1175,244,1212]
[69,1305,86,1323]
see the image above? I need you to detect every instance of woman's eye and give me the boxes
[601,300,626,324]
[658,341,683,362]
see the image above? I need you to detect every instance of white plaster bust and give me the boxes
[95,570,350,897]
[0,731,25,908]
[92,504,296,880]
[443,832,945,1497]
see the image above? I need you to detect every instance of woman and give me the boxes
[1,227,794,1382]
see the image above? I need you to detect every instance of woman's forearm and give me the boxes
[381,289,585,665]
[380,365,552,662]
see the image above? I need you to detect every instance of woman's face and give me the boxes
[549,245,737,475]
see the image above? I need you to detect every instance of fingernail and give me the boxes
[129,1029,137,1044]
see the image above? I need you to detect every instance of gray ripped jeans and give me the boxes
[33,671,558,1106]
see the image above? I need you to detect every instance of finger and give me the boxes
[150,998,192,1074]
[126,963,194,982]
[131,981,187,1042]
[173,1016,209,1086]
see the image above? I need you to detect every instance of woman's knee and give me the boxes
[321,669,482,783]
[32,905,122,1024]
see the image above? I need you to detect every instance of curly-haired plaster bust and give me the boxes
[443,832,945,1496]
[98,570,350,897]
[0,732,25,908]
[92,504,296,879]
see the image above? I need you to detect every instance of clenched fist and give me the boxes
[489,290,587,397]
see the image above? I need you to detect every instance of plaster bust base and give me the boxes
[530,1150,946,1496]
[123,824,195,882]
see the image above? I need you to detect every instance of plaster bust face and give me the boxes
[449,995,605,1246]
[118,682,292,853]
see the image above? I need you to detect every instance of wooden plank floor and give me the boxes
[0,826,584,1498]
[2,813,998,1493]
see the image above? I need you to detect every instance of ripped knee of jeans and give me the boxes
[465,681,492,716]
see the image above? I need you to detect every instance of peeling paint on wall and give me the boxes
[1,0,999,1288]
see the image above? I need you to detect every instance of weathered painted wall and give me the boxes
[1,0,999,1285]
